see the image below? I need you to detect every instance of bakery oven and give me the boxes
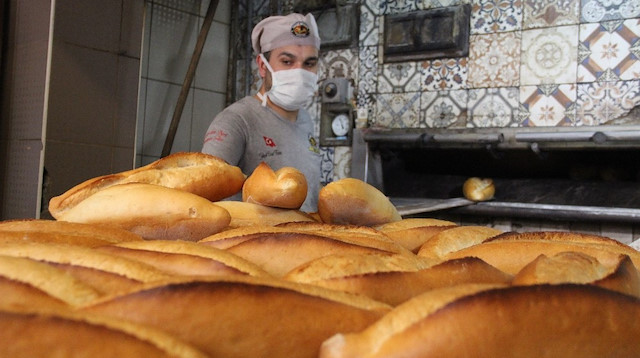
[351,124,640,224]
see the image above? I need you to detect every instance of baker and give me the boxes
[202,13,322,213]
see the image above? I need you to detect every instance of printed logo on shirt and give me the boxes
[308,134,320,154]
[263,136,276,147]
[203,129,228,144]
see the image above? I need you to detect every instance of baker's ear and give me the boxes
[256,55,267,78]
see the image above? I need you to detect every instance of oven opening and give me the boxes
[380,147,640,209]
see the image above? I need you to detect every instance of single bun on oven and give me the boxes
[462,177,495,201]
[242,162,307,209]
[318,178,401,226]
[49,152,245,219]
[56,183,231,241]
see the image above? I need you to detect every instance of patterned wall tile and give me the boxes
[470,0,523,34]
[578,19,640,83]
[360,0,380,47]
[320,146,335,185]
[520,25,579,85]
[576,80,640,125]
[581,0,640,22]
[423,0,471,8]
[380,0,422,15]
[522,0,580,29]
[378,62,422,93]
[467,32,521,88]
[319,48,359,83]
[468,87,520,127]
[520,84,577,126]
[420,90,469,128]
[357,45,379,124]
[421,58,468,91]
[375,92,421,128]
[332,146,352,181]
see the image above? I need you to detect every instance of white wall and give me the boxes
[136,0,231,166]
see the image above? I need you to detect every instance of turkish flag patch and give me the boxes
[263,136,276,147]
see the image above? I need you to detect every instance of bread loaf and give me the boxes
[320,284,640,358]
[285,255,512,306]
[0,255,101,308]
[0,219,143,247]
[212,201,315,228]
[462,177,495,201]
[82,276,391,358]
[96,240,271,278]
[0,242,175,295]
[56,183,231,241]
[49,152,245,219]
[0,307,209,358]
[416,225,503,260]
[242,162,307,209]
[318,178,401,226]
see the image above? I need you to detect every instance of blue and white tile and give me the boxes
[380,0,422,15]
[581,0,640,23]
[576,80,640,125]
[420,90,469,128]
[520,25,579,85]
[375,92,422,128]
[320,147,335,185]
[470,0,523,34]
[360,0,381,47]
[468,87,520,127]
[378,62,422,93]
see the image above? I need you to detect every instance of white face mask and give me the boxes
[258,53,318,111]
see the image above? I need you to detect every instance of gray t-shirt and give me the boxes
[202,96,322,212]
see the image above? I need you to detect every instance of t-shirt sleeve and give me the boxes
[201,110,246,166]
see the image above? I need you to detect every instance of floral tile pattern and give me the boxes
[580,0,640,23]
[421,58,468,91]
[578,19,640,82]
[576,80,640,125]
[470,0,523,34]
[320,147,335,185]
[420,90,469,128]
[375,92,421,128]
[520,25,579,85]
[468,32,521,88]
[319,48,359,83]
[357,45,379,121]
[360,0,380,47]
[468,87,520,127]
[520,84,577,126]
[379,0,421,15]
[522,0,580,29]
[378,62,422,93]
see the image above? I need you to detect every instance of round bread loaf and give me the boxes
[318,178,401,226]
[462,177,495,201]
[242,162,307,209]
[56,183,231,241]
[49,152,245,219]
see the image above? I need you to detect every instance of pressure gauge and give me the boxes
[331,114,350,137]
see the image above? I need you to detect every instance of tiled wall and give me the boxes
[136,0,232,166]
[230,0,640,241]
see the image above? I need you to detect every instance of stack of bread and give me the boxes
[1,152,638,357]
